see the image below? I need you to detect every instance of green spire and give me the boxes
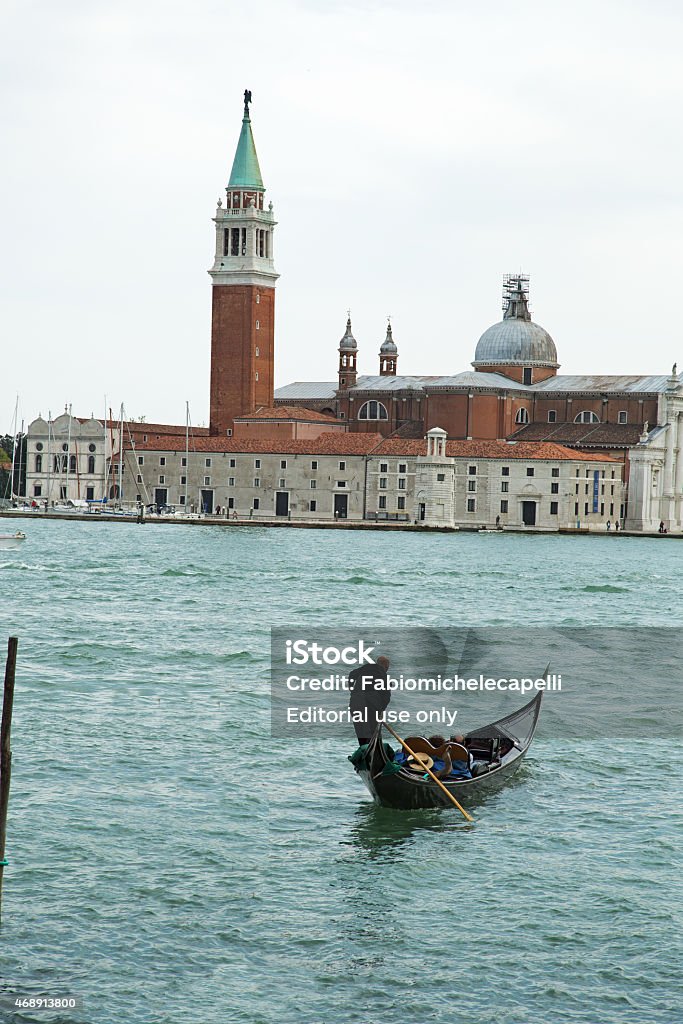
[228,89,264,190]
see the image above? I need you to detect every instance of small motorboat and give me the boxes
[0,531,27,550]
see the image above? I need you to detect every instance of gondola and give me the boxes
[350,692,542,810]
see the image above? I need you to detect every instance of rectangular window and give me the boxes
[467,498,476,512]
[280,460,287,470]
[380,463,388,473]
[179,495,185,505]
[398,463,407,473]
[551,483,559,494]
[618,411,628,424]
[526,467,534,477]
[230,459,236,468]
[501,481,509,492]
[337,481,346,488]
[85,486,94,501]
[205,458,212,468]
[180,475,187,485]
[310,480,317,489]
[228,498,234,509]
[502,467,509,476]
[379,477,387,489]
[378,495,387,510]
[575,502,579,515]
[500,500,508,513]
[137,474,142,484]
[60,486,67,500]
[159,475,165,484]
[254,478,260,487]
[575,484,579,494]
[585,502,589,515]
[253,498,260,510]
[551,467,559,477]
[34,484,42,497]
[398,478,406,489]
[310,500,317,512]
[550,501,559,515]
[160,457,166,466]
[437,473,445,482]
[468,465,477,475]
[228,477,235,486]
[468,480,476,492]
[181,457,187,467]
[548,410,557,423]
[311,460,318,470]
[585,484,589,495]
[255,459,261,469]
[610,503,614,516]
[397,496,406,510]
[279,478,286,488]
[339,461,346,471]
[523,367,532,385]
[600,502,605,516]
[204,476,211,486]
[138,456,144,465]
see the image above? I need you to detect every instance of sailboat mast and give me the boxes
[118,404,124,507]
[184,402,189,509]
[46,410,52,506]
[65,404,72,501]
[9,397,18,501]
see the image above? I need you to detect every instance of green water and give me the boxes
[1,519,681,1024]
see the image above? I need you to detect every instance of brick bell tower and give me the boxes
[209,90,278,435]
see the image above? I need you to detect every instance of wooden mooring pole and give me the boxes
[0,636,18,921]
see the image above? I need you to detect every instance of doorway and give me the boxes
[334,493,348,519]
[154,487,168,511]
[275,491,289,517]
[200,489,214,514]
[522,501,537,526]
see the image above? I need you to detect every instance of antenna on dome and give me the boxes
[502,273,531,321]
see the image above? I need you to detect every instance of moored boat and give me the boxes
[350,692,542,810]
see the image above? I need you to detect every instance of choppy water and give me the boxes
[1,518,681,1024]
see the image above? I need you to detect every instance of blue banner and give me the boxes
[593,470,599,513]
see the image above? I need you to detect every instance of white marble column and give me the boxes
[674,412,683,528]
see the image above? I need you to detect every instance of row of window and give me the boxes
[34,443,98,453]
[35,455,97,474]
[515,409,629,425]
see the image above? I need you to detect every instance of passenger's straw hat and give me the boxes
[406,752,434,772]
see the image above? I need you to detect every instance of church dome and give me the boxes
[473,275,558,369]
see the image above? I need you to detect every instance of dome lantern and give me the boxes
[472,275,559,379]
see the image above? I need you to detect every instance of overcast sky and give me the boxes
[2,0,683,427]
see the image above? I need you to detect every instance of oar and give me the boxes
[383,723,474,823]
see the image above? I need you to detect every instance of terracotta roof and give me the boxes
[509,422,643,447]
[235,406,342,423]
[374,438,618,462]
[125,432,384,455]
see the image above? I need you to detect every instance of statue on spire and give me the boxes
[243,89,252,116]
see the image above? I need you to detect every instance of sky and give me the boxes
[2,0,683,428]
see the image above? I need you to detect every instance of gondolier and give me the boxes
[348,655,391,745]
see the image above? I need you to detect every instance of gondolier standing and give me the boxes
[348,655,391,746]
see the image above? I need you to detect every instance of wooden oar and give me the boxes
[383,723,474,823]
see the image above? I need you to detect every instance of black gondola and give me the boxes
[350,692,543,810]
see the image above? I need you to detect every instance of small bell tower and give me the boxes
[379,321,398,376]
[338,315,358,389]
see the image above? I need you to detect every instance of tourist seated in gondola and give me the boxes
[394,737,472,780]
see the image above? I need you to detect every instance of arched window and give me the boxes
[515,408,529,425]
[574,411,600,424]
[35,454,42,472]
[88,455,95,474]
[358,400,388,421]
[69,455,77,473]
